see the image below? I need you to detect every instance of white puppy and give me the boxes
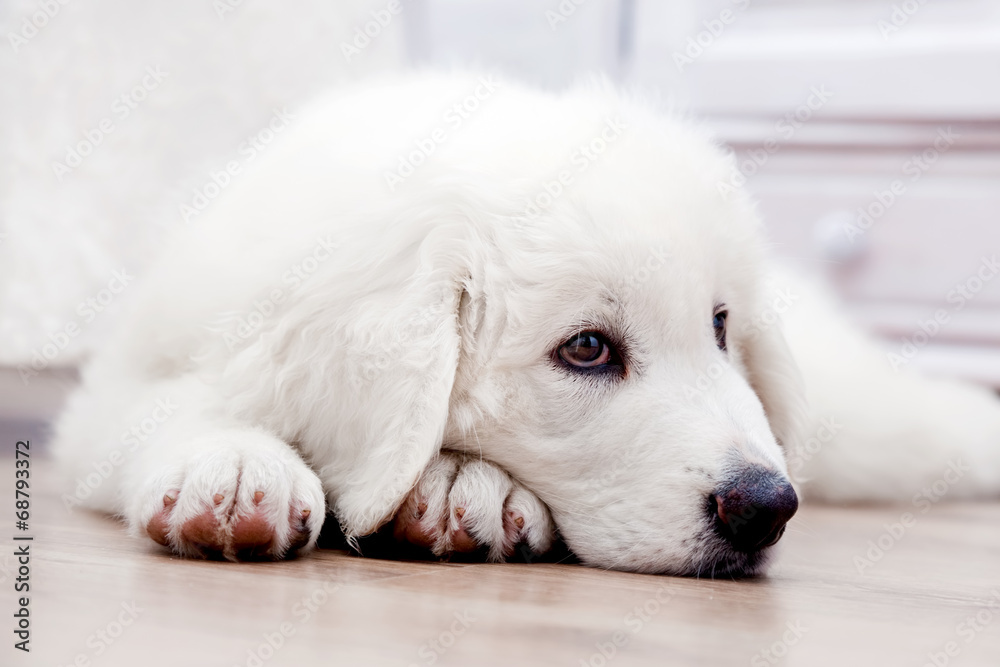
[53,73,1000,576]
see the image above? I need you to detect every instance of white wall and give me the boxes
[0,0,405,370]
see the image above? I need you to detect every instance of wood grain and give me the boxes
[3,459,999,667]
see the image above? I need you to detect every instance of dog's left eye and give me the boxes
[714,309,728,352]
[558,332,617,370]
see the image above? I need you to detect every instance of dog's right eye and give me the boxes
[558,332,621,371]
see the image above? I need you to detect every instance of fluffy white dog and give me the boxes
[53,73,1000,576]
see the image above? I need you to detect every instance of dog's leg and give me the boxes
[774,269,1000,503]
[53,373,325,560]
[392,452,555,561]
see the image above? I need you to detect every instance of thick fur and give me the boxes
[52,73,1000,575]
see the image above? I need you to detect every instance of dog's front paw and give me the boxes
[392,452,555,562]
[132,432,326,560]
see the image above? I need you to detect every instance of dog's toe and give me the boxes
[145,491,177,546]
[180,509,223,553]
[230,505,275,558]
[392,453,458,549]
[393,452,555,562]
[447,513,481,554]
[287,506,314,552]
[441,459,513,561]
[504,483,555,554]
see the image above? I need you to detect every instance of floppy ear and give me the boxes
[741,315,808,457]
[222,221,476,539]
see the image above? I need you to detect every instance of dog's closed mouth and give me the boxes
[695,546,773,579]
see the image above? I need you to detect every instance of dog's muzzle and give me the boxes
[708,466,798,553]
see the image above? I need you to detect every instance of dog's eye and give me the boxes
[714,309,728,352]
[558,332,616,369]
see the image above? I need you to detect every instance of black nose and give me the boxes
[709,466,798,553]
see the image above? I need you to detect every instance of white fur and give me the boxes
[53,72,1000,575]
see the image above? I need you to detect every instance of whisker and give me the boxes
[598,532,651,572]
[470,423,483,462]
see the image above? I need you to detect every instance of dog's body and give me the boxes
[53,73,1000,575]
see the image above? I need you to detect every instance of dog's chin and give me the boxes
[684,543,775,579]
[570,537,776,578]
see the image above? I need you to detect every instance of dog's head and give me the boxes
[436,140,804,576]
[456,208,803,576]
[228,80,806,576]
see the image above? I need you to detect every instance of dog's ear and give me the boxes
[222,222,476,539]
[740,313,808,456]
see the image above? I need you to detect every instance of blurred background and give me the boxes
[2,0,999,446]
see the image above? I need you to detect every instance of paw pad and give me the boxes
[136,440,326,561]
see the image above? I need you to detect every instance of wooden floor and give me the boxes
[5,459,1000,667]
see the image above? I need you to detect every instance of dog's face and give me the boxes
[232,81,806,576]
[440,133,803,576]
